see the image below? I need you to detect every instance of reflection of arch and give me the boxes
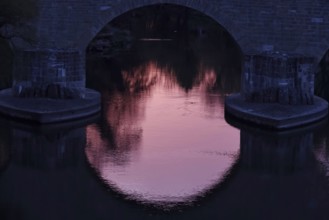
[85,149,241,209]
[85,121,241,208]
[82,3,244,53]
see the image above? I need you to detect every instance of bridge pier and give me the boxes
[225,114,324,174]
[13,49,85,99]
[242,53,315,105]
[0,49,101,123]
[225,52,328,129]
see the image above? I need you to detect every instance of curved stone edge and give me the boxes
[0,88,101,123]
[225,93,329,130]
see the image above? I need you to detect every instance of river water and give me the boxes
[1,37,329,220]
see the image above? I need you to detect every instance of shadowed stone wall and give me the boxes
[18,0,329,57]
[242,53,315,104]
[10,0,329,98]
[13,50,84,98]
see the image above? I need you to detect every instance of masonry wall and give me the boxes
[11,0,329,98]
[242,53,315,104]
[18,0,329,60]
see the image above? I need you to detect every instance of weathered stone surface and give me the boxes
[13,49,85,99]
[242,52,315,105]
[12,0,329,61]
[9,0,329,104]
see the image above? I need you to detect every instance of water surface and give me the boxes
[86,38,242,207]
[1,35,329,220]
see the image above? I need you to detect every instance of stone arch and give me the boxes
[81,1,246,54]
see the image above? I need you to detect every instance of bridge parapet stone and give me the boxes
[242,52,315,105]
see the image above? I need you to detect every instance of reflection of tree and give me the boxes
[86,90,144,166]
[122,64,158,93]
[86,10,242,164]
[88,2,242,94]
[86,59,154,165]
[90,35,241,94]
[86,37,241,163]
[169,47,199,91]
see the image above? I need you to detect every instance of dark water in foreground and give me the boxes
[1,39,329,220]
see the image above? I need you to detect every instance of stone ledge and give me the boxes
[0,88,101,123]
[225,93,328,129]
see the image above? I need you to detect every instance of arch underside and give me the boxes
[83,1,245,53]
[85,0,329,61]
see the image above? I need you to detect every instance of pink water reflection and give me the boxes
[86,60,240,206]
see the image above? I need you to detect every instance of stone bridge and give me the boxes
[1,0,329,125]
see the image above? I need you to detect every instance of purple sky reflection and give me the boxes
[86,61,240,206]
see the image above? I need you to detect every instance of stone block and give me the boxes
[13,49,85,99]
[47,84,60,99]
[242,52,315,105]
